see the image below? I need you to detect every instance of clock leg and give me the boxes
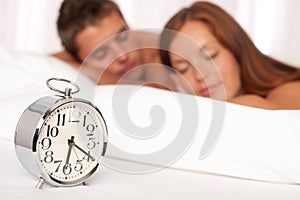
[35,177,45,189]
[82,181,88,186]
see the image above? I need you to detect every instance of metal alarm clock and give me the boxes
[15,78,108,189]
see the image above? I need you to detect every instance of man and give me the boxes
[52,0,161,85]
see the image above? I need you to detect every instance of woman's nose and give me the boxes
[193,68,204,82]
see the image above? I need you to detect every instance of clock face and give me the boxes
[36,100,107,185]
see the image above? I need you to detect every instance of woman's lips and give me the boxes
[199,83,221,97]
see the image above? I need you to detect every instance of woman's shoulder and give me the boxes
[268,80,300,95]
[229,81,300,110]
[228,94,278,110]
[266,80,300,108]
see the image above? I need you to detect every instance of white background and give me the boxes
[0,0,300,66]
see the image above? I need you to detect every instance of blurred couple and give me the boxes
[52,0,300,109]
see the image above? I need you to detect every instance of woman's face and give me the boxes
[169,20,242,100]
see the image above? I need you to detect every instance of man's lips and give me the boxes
[120,62,136,75]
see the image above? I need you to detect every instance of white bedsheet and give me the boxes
[1,137,300,200]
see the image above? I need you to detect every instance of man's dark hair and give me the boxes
[57,0,124,59]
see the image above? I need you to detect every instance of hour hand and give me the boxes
[65,136,74,164]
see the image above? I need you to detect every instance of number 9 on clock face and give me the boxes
[36,100,107,185]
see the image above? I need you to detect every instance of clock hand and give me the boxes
[65,136,75,165]
[72,125,96,161]
[73,143,95,161]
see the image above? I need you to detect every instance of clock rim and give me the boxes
[15,95,108,187]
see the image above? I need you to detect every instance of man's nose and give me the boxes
[110,42,129,62]
[116,52,129,63]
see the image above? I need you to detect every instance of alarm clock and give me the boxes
[15,78,108,189]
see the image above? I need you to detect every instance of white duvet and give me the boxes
[1,46,300,199]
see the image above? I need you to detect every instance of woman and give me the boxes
[160,1,300,109]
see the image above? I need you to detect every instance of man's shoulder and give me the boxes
[51,50,81,68]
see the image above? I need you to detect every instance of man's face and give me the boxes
[75,12,143,84]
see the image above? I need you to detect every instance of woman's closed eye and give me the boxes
[203,50,219,60]
[174,62,191,74]
[209,51,219,59]
[200,42,220,60]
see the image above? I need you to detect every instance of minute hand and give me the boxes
[73,143,95,161]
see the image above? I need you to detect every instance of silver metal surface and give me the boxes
[35,177,45,189]
[15,95,62,178]
[46,78,80,95]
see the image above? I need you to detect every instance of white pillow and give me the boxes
[93,85,300,185]
[0,46,79,96]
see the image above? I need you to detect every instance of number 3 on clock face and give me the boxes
[36,100,106,185]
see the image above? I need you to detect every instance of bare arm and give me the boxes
[229,94,278,110]
[229,81,300,110]
[51,50,81,69]
[266,81,300,109]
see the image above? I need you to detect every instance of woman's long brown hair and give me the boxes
[160,1,300,96]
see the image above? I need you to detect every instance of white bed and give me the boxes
[1,46,300,199]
